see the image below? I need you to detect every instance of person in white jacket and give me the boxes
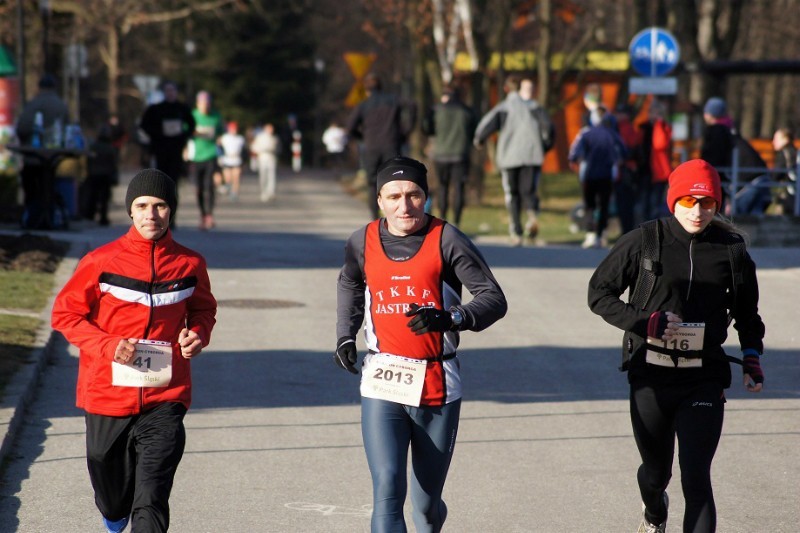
[250,123,281,202]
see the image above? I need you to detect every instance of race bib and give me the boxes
[646,322,705,368]
[112,340,173,387]
[360,353,427,407]
[161,119,183,137]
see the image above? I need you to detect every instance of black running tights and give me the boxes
[630,380,725,533]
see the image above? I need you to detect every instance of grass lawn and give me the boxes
[458,170,590,244]
[0,265,61,396]
[0,270,57,310]
[0,314,41,392]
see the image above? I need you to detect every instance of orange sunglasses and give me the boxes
[676,196,717,209]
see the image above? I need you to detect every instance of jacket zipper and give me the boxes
[686,235,695,301]
[140,240,157,411]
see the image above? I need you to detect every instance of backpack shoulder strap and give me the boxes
[629,219,662,309]
[620,219,662,371]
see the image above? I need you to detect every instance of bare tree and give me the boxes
[50,0,239,115]
[430,0,478,85]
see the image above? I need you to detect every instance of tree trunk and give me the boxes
[536,0,552,108]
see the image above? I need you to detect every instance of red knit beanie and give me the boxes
[666,159,722,213]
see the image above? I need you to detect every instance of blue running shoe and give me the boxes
[103,516,129,533]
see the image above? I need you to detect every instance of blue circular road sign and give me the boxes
[629,27,680,77]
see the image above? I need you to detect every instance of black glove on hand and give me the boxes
[647,311,670,339]
[742,351,764,384]
[334,337,359,374]
[405,303,452,335]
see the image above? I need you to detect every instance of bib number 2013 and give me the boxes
[361,353,427,407]
[372,367,414,386]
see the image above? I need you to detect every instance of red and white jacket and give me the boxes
[52,226,216,417]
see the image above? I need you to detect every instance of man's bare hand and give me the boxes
[114,338,139,364]
[178,328,203,359]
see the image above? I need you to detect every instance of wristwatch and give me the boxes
[449,308,464,331]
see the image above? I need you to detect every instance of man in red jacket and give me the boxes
[52,169,217,533]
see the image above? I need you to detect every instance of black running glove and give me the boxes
[405,303,453,335]
[334,337,359,374]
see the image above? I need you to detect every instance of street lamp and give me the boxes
[313,58,325,168]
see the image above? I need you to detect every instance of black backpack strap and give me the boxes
[620,220,662,371]
[629,219,662,310]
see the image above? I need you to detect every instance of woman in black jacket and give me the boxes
[587,159,765,533]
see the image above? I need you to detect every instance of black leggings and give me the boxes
[581,178,612,236]
[630,380,725,533]
[194,159,217,216]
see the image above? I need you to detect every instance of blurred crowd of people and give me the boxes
[565,84,798,249]
[6,73,797,238]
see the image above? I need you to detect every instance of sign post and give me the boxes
[628,27,680,95]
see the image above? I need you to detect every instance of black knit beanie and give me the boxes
[376,156,429,197]
[126,169,177,218]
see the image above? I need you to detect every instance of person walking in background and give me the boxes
[335,157,507,532]
[52,169,217,533]
[190,90,224,230]
[250,123,281,203]
[346,73,417,219]
[568,105,626,248]
[700,97,734,183]
[14,74,70,228]
[83,125,119,226]
[581,82,617,130]
[639,99,673,221]
[139,81,195,185]
[474,75,552,246]
[107,114,129,162]
[612,104,643,234]
[322,120,348,171]
[218,121,246,202]
[772,127,797,214]
[588,159,765,533]
[422,84,476,226]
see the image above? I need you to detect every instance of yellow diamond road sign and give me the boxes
[344,52,376,107]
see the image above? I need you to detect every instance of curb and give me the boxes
[0,239,87,465]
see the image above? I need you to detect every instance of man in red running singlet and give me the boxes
[335,156,507,532]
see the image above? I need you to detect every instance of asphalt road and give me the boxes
[0,167,797,532]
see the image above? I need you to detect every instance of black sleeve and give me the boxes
[474,109,503,145]
[587,229,650,337]
[441,225,507,331]
[184,106,197,144]
[731,251,765,354]
[139,106,156,139]
[336,227,367,341]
